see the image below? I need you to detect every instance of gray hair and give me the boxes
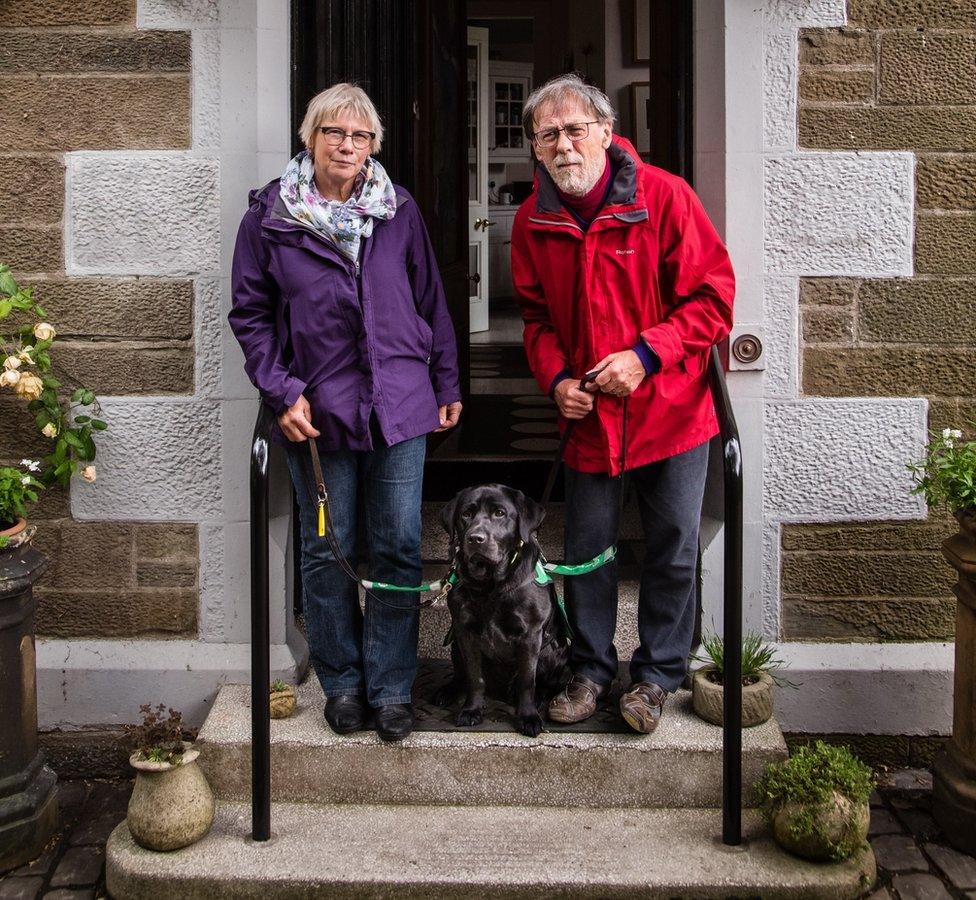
[299,82,384,154]
[522,73,616,139]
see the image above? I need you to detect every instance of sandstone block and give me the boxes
[848,0,976,28]
[916,213,976,276]
[800,107,976,152]
[859,278,976,344]
[880,32,976,106]
[782,597,955,641]
[0,398,55,460]
[918,155,976,211]
[801,307,853,343]
[0,156,64,225]
[136,561,197,588]
[0,30,190,73]
[40,522,134,590]
[0,75,190,152]
[800,69,874,104]
[135,524,197,560]
[0,0,136,26]
[799,277,858,306]
[803,346,976,397]
[781,550,953,597]
[781,520,953,553]
[0,226,62,273]
[799,28,875,66]
[23,278,194,340]
[35,588,197,637]
[53,341,194,394]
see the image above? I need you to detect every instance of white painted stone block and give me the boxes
[763,31,796,150]
[764,153,914,277]
[137,0,219,28]
[762,523,782,639]
[68,153,220,276]
[764,398,928,522]
[193,28,221,150]
[763,0,846,27]
[70,398,222,521]
[195,276,222,398]
[763,276,799,399]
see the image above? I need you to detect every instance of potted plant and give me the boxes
[0,461,43,551]
[755,741,873,862]
[690,631,793,727]
[909,427,976,853]
[125,704,215,852]
[270,678,297,718]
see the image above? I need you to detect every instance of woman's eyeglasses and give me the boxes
[318,126,375,149]
[532,121,600,148]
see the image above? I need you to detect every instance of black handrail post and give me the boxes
[708,346,743,846]
[250,403,274,841]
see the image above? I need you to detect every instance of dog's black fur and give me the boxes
[439,484,569,737]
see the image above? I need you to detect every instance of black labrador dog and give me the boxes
[439,484,569,737]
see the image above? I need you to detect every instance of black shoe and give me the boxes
[374,703,413,742]
[324,694,365,734]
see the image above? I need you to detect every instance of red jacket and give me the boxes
[512,136,735,475]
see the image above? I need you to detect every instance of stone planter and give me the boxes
[933,509,976,856]
[127,743,215,852]
[0,517,26,543]
[771,791,871,862]
[270,684,297,719]
[691,666,774,727]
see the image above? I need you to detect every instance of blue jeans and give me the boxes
[563,440,709,693]
[285,433,426,707]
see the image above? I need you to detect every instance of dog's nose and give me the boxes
[466,530,487,545]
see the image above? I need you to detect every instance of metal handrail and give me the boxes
[708,344,743,846]
[248,348,744,845]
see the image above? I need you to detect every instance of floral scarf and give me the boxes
[278,150,397,262]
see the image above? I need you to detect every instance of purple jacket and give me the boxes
[229,180,460,451]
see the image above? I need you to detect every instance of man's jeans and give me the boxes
[563,440,709,693]
[285,434,425,707]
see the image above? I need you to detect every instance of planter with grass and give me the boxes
[125,705,215,852]
[756,741,873,863]
[691,632,791,728]
[270,679,297,719]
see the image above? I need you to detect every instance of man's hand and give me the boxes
[583,350,646,397]
[278,394,321,442]
[434,401,463,432]
[554,378,595,420]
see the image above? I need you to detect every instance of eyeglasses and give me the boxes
[532,121,600,148]
[318,126,375,149]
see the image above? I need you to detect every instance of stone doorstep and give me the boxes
[196,680,787,810]
[104,801,876,900]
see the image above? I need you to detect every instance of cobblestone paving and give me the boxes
[1,768,975,898]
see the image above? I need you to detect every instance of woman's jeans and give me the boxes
[563,440,709,693]
[285,434,426,707]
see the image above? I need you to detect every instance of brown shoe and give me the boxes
[620,681,668,734]
[548,674,609,724]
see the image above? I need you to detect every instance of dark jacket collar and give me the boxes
[535,135,641,215]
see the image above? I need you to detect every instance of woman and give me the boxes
[229,83,462,742]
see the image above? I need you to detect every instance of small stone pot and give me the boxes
[270,684,297,719]
[771,791,871,862]
[127,742,215,852]
[692,666,774,727]
[0,517,27,549]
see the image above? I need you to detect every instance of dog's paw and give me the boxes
[516,712,544,738]
[456,706,484,727]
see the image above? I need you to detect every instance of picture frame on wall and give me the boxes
[630,81,650,156]
[633,0,650,64]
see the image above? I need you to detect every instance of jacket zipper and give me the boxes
[528,216,582,232]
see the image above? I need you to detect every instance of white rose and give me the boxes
[33,322,56,342]
[17,346,34,365]
[81,465,97,483]
[3,355,21,370]
[41,422,57,438]
[13,372,43,400]
[0,369,21,388]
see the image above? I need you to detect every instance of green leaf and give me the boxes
[41,376,60,390]
[74,415,91,424]
[82,390,95,405]
[63,431,84,450]
[91,419,107,431]
[0,299,11,318]
[71,388,84,403]
[0,270,16,297]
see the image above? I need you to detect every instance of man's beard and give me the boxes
[545,149,605,197]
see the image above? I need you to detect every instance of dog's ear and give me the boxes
[440,492,461,539]
[512,489,545,545]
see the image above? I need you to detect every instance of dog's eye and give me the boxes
[461,506,475,520]
[492,507,506,518]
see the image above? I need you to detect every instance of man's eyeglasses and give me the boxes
[318,126,375,149]
[532,121,600,148]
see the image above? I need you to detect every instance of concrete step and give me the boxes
[196,679,787,809]
[106,800,876,899]
[417,579,641,659]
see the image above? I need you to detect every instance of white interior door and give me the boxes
[467,26,489,334]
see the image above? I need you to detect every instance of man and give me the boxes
[511,74,735,734]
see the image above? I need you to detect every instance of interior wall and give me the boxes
[604,0,648,142]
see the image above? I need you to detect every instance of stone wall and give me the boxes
[0,1,199,638]
[777,0,976,642]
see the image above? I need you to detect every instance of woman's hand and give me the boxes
[278,394,321,442]
[583,350,645,397]
[435,401,462,432]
